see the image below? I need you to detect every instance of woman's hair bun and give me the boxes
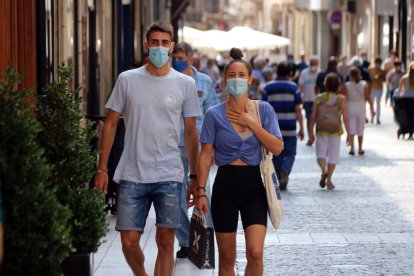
[229,48,243,60]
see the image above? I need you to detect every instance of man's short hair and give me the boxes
[324,73,340,92]
[277,61,291,77]
[146,21,174,41]
[173,42,193,57]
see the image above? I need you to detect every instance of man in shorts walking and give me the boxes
[95,21,201,276]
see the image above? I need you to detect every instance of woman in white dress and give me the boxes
[342,66,370,155]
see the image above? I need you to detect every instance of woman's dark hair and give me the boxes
[324,73,340,92]
[349,66,361,83]
[223,48,252,76]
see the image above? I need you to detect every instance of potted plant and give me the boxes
[36,66,108,275]
[0,65,73,275]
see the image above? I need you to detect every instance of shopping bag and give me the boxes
[260,152,284,229]
[251,100,284,229]
[188,208,215,269]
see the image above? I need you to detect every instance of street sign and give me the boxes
[329,10,342,24]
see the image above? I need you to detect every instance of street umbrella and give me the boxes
[191,26,290,51]
[178,26,205,44]
[228,26,290,50]
[191,29,232,51]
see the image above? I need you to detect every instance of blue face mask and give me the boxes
[226,78,248,99]
[172,59,187,72]
[149,47,170,68]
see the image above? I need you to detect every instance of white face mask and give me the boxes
[148,46,170,68]
[226,78,248,98]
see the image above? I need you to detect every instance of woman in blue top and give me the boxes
[193,48,283,275]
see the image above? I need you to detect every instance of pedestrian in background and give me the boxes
[383,50,399,74]
[296,51,309,71]
[203,58,221,84]
[299,55,319,146]
[287,54,301,83]
[386,61,404,106]
[308,73,350,190]
[172,42,217,259]
[396,61,414,139]
[369,57,386,124]
[337,55,350,81]
[342,66,370,155]
[195,48,283,276]
[252,56,267,85]
[95,21,201,276]
[397,61,414,99]
[263,61,304,190]
[315,58,343,94]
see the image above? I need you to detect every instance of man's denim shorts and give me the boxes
[115,180,182,232]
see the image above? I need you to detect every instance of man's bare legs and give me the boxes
[120,230,148,276]
[154,227,175,276]
[121,227,176,276]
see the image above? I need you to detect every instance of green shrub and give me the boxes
[36,66,96,196]
[0,65,73,275]
[36,66,108,254]
[66,187,108,253]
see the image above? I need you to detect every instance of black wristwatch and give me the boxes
[189,174,197,180]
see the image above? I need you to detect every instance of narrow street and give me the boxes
[95,105,414,275]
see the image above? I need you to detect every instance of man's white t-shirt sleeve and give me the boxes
[105,74,126,113]
[183,79,202,118]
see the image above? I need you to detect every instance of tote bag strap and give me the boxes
[250,100,267,161]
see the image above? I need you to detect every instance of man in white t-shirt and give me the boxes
[299,56,319,146]
[95,21,201,276]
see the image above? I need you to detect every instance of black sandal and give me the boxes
[349,150,355,156]
[319,173,328,188]
[358,150,365,155]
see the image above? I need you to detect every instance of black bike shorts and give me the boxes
[211,165,268,233]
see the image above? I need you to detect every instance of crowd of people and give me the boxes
[196,48,412,189]
[95,21,413,276]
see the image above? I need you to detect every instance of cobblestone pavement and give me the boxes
[95,106,414,275]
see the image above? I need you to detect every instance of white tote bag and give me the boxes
[252,100,284,229]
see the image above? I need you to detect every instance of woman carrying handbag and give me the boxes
[192,48,283,276]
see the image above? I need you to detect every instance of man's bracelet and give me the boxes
[196,186,206,192]
[196,195,207,199]
[189,174,197,180]
[97,169,108,173]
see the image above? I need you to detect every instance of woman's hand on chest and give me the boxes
[226,103,256,131]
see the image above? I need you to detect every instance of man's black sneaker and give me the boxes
[176,246,189,258]
[279,171,289,191]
